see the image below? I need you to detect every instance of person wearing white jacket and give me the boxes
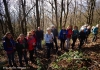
[44,27,54,58]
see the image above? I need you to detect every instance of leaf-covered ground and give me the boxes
[0,37,100,70]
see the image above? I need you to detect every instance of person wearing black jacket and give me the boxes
[36,27,44,49]
[85,26,91,43]
[51,25,58,52]
[16,34,28,67]
[78,29,86,49]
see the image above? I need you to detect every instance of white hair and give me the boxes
[47,27,51,31]
[96,24,99,27]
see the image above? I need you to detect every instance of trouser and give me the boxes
[78,39,85,49]
[66,38,70,49]
[7,52,15,66]
[37,39,42,49]
[18,51,28,66]
[29,49,34,61]
[92,34,97,42]
[72,37,77,49]
[46,43,52,58]
[60,39,65,50]
[85,35,88,43]
[34,45,37,55]
[53,37,58,52]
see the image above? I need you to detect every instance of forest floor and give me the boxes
[0,37,100,70]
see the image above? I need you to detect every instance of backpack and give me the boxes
[93,27,98,34]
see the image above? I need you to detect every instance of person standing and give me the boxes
[31,30,37,55]
[44,28,54,58]
[59,26,67,50]
[66,25,73,50]
[27,32,36,62]
[92,24,99,42]
[85,25,91,42]
[51,25,58,52]
[3,32,16,66]
[71,26,79,49]
[78,28,86,49]
[36,27,44,49]
[16,34,28,66]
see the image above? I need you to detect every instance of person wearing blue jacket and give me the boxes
[3,32,16,67]
[71,26,79,49]
[92,24,99,42]
[59,26,67,50]
[44,28,54,58]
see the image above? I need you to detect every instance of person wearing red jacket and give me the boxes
[27,32,36,62]
[31,30,37,55]
[66,25,73,50]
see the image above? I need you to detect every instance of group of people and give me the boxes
[2,27,43,67]
[2,24,99,67]
[44,24,99,58]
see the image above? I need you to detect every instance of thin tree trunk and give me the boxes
[52,0,54,25]
[36,0,40,27]
[42,0,44,30]
[54,0,58,30]
[87,0,96,25]
[60,0,63,29]
[0,16,5,34]
[3,0,14,36]
[21,0,27,35]
[64,0,69,26]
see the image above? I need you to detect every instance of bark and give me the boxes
[60,0,63,29]
[36,0,40,27]
[54,0,58,30]
[3,0,14,36]
[21,0,27,35]
[63,0,70,26]
[87,0,96,25]
[0,16,5,34]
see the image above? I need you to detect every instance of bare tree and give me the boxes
[87,0,96,25]
[60,0,63,29]
[54,0,58,30]
[63,0,72,26]
[36,0,40,27]
[3,0,14,36]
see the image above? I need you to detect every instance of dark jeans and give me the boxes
[46,43,52,58]
[53,37,58,52]
[78,39,85,49]
[29,49,34,61]
[60,39,65,50]
[34,45,37,55]
[72,37,77,49]
[7,52,15,66]
[85,35,89,43]
[92,34,97,42]
[18,51,28,66]
[37,39,42,49]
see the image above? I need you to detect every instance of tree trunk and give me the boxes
[63,0,69,26]
[3,0,14,36]
[42,0,44,30]
[52,0,54,25]
[21,0,27,35]
[54,0,58,30]
[87,0,96,25]
[0,16,5,34]
[36,0,40,27]
[60,0,63,29]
